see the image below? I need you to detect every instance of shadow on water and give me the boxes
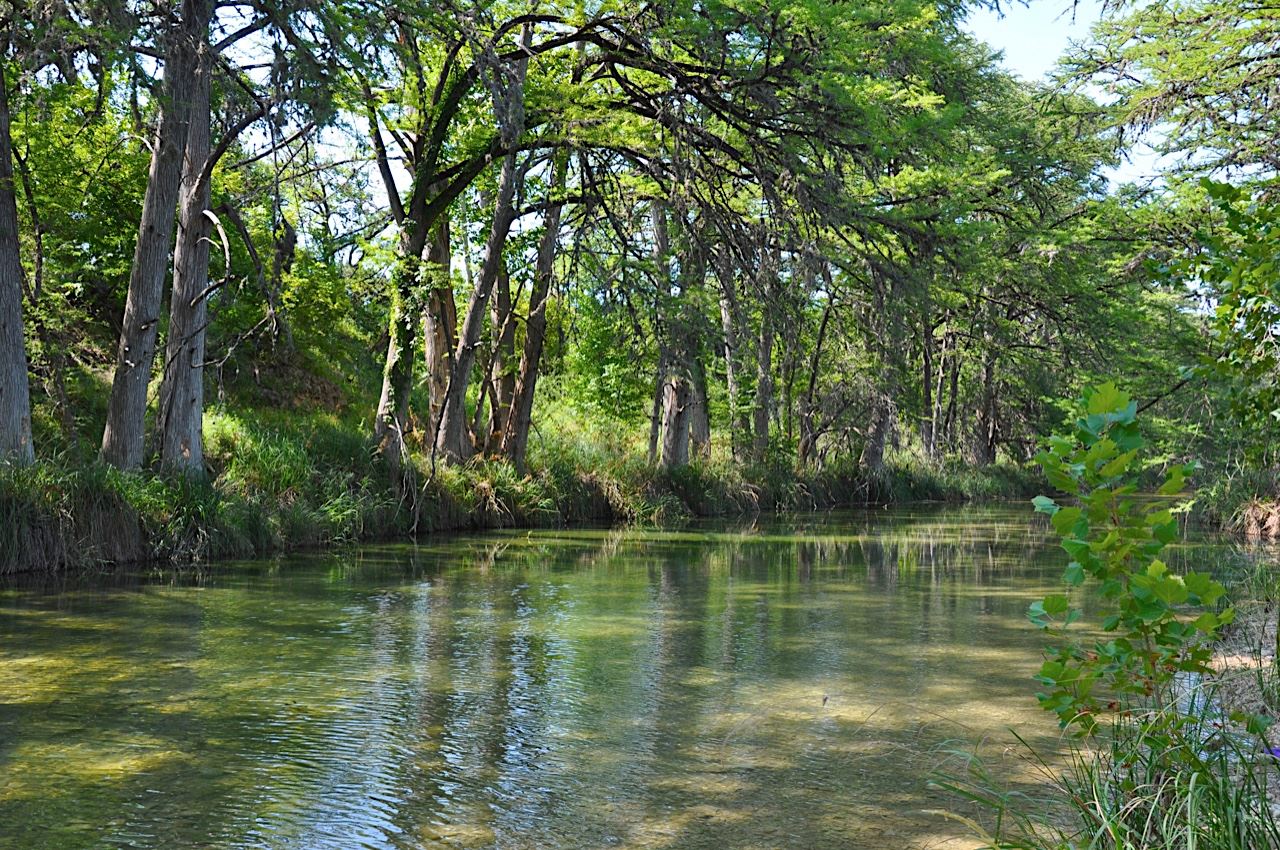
[0,505,1252,848]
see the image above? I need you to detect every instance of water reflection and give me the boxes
[0,506,1245,849]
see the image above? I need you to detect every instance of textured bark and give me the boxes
[647,358,664,465]
[156,45,213,477]
[862,395,892,471]
[861,268,904,471]
[925,329,953,459]
[484,265,515,453]
[749,245,779,465]
[376,213,450,478]
[797,295,834,467]
[751,313,774,464]
[650,202,695,470]
[501,149,567,472]
[922,317,935,458]
[375,237,422,479]
[434,31,530,462]
[435,158,522,460]
[714,251,752,458]
[971,296,1003,466]
[687,355,710,460]
[101,0,211,469]
[0,61,33,464]
[973,352,999,466]
[683,241,711,461]
[421,219,453,437]
[659,375,691,470]
[942,342,961,451]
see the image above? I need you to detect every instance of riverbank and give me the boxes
[0,410,1042,575]
[1195,468,1280,540]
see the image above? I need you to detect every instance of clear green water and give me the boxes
[0,506,1239,849]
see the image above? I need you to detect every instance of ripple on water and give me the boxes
[0,506,1119,849]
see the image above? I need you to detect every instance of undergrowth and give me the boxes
[1,407,1042,574]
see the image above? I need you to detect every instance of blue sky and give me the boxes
[963,0,1166,185]
[965,0,1103,82]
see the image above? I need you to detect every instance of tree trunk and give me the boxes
[971,297,1002,466]
[687,355,710,461]
[0,60,33,464]
[156,44,213,477]
[12,144,74,448]
[101,0,210,469]
[378,213,451,480]
[421,218,453,438]
[942,341,961,452]
[374,236,421,479]
[501,149,567,472]
[797,293,834,468]
[649,202,696,470]
[660,375,691,470]
[752,313,773,464]
[434,26,530,462]
[861,270,902,472]
[714,251,752,459]
[974,352,999,466]
[922,315,935,459]
[862,395,892,471]
[435,151,523,461]
[926,329,952,459]
[484,265,515,453]
[647,358,664,465]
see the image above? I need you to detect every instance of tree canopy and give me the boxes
[0,0,1270,506]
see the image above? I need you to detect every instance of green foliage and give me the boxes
[1029,382,1230,733]
[1178,180,1280,457]
[936,384,1280,850]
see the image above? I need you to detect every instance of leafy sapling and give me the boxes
[1029,382,1230,734]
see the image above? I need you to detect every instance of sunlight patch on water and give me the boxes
[1,505,1201,849]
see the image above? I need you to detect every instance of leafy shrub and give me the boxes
[1029,381,1229,734]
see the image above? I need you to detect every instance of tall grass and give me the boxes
[1195,467,1279,535]
[2,405,1044,574]
[934,699,1280,850]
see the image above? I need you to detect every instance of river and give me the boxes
[0,505,1243,849]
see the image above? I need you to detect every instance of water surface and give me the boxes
[0,506,1241,848]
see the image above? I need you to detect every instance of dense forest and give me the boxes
[0,0,1277,568]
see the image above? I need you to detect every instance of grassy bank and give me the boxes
[1191,467,1280,539]
[0,407,1042,575]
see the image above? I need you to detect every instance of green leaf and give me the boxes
[1086,382,1130,416]
[1184,572,1225,605]
[1032,495,1059,515]
[1191,612,1220,632]
[1231,710,1276,737]
[1063,561,1085,586]
[1051,507,1083,536]
[1100,449,1137,478]
[1157,467,1187,495]
[1043,594,1070,615]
